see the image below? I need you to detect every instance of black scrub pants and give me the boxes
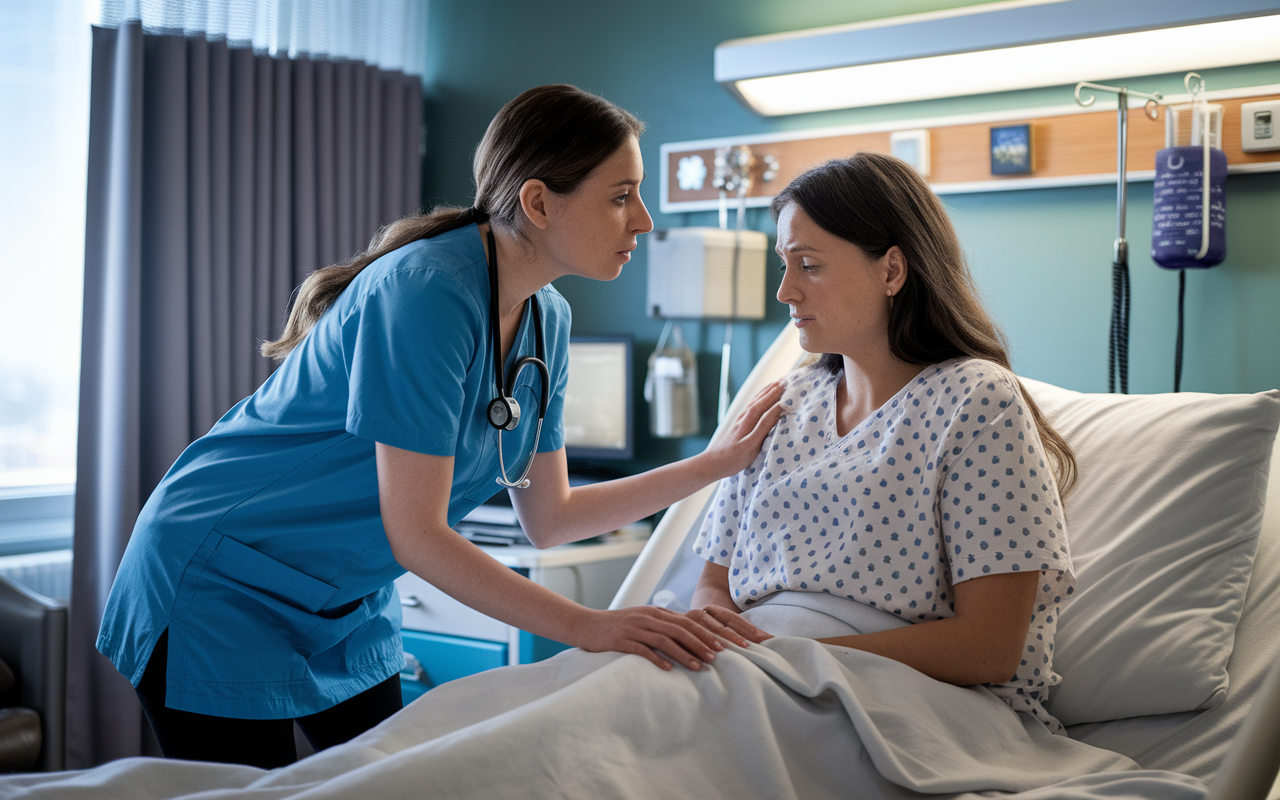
[135,629,404,769]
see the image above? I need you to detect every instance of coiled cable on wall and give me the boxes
[1109,252,1130,394]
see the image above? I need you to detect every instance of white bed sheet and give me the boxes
[0,613,1211,800]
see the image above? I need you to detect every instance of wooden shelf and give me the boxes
[660,85,1280,213]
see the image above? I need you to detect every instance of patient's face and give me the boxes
[774,202,893,358]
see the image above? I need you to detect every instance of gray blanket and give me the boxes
[0,598,1210,799]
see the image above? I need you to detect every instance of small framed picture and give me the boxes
[890,129,931,178]
[990,124,1034,175]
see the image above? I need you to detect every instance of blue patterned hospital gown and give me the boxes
[693,358,1076,732]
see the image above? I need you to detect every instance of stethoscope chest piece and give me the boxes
[487,395,520,430]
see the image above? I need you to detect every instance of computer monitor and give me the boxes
[563,336,633,462]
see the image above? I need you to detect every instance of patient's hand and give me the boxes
[689,563,771,647]
[685,604,773,648]
[699,380,787,481]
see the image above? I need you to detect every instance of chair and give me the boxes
[0,575,67,771]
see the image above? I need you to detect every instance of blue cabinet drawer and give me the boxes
[400,630,507,704]
[516,630,571,664]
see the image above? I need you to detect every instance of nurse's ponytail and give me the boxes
[261,85,643,362]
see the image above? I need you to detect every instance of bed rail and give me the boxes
[610,324,803,610]
[1208,653,1280,800]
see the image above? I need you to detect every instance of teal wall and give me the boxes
[422,0,1280,473]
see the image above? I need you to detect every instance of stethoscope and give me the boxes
[484,228,549,489]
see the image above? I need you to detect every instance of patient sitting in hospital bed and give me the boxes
[679,149,1079,734]
[5,155,1227,800]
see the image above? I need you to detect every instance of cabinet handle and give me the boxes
[401,652,432,687]
[401,594,423,608]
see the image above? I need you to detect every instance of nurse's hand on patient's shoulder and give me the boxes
[699,380,787,481]
[684,604,772,648]
[572,606,744,672]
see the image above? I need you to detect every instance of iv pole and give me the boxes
[712,146,777,423]
[1075,81,1162,394]
[713,146,754,424]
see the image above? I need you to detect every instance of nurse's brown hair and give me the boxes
[770,152,1077,496]
[262,84,644,361]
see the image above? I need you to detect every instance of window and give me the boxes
[0,0,91,554]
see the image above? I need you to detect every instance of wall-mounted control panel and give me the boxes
[1241,100,1279,152]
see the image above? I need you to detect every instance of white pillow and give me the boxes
[1017,378,1280,727]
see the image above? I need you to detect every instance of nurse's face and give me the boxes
[774,202,901,358]
[539,136,653,281]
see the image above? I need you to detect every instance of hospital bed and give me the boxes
[614,322,1280,800]
[1,323,1278,799]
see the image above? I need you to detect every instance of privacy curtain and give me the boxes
[70,0,425,768]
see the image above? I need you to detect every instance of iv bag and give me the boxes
[643,322,699,438]
[1152,102,1226,269]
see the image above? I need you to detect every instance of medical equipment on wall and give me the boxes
[643,321,699,438]
[1075,81,1163,394]
[646,144,773,433]
[645,227,768,320]
[1241,99,1280,152]
[485,228,549,489]
[644,226,763,437]
[1152,73,1226,393]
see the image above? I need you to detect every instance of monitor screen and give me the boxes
[563,337,633,461]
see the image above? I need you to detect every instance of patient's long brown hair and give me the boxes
[261,84,644,361]
[770,152,1077,496]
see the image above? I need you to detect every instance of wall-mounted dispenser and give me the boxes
[643,322,700,438]
[645,227,768,320]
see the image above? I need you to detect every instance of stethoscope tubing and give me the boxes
[496,417,544,489]
[484,226,549,489]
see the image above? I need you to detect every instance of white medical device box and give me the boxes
[646,227,768,319]
[1240,100,1279,153]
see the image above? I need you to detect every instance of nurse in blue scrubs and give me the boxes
[97,84,784,768]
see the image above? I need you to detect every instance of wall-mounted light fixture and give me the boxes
[716,0,1280,117]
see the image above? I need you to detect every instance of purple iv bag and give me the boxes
[1151,145,1226,269]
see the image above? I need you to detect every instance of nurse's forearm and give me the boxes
[391,523,737,670]
[377,442,730,671]
[393,522,591,640]
[548,453,723,546]
[515,380,786,547]
[378,443,590,641]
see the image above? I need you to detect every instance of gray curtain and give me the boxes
[70,21,422,768]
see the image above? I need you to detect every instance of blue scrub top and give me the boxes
[97,224,570,719]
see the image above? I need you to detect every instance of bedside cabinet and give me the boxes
[395,537,646,703]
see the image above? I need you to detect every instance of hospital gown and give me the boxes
[694,358,1075,732]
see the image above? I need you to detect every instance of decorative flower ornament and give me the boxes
[677,155,707,191]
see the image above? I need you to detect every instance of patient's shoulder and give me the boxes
[939,357,1016,386]
[922,358,1022,406]
[779,363,838,410]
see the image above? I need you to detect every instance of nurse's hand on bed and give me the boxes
[697,380,788,480]
[574,606,752,672]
